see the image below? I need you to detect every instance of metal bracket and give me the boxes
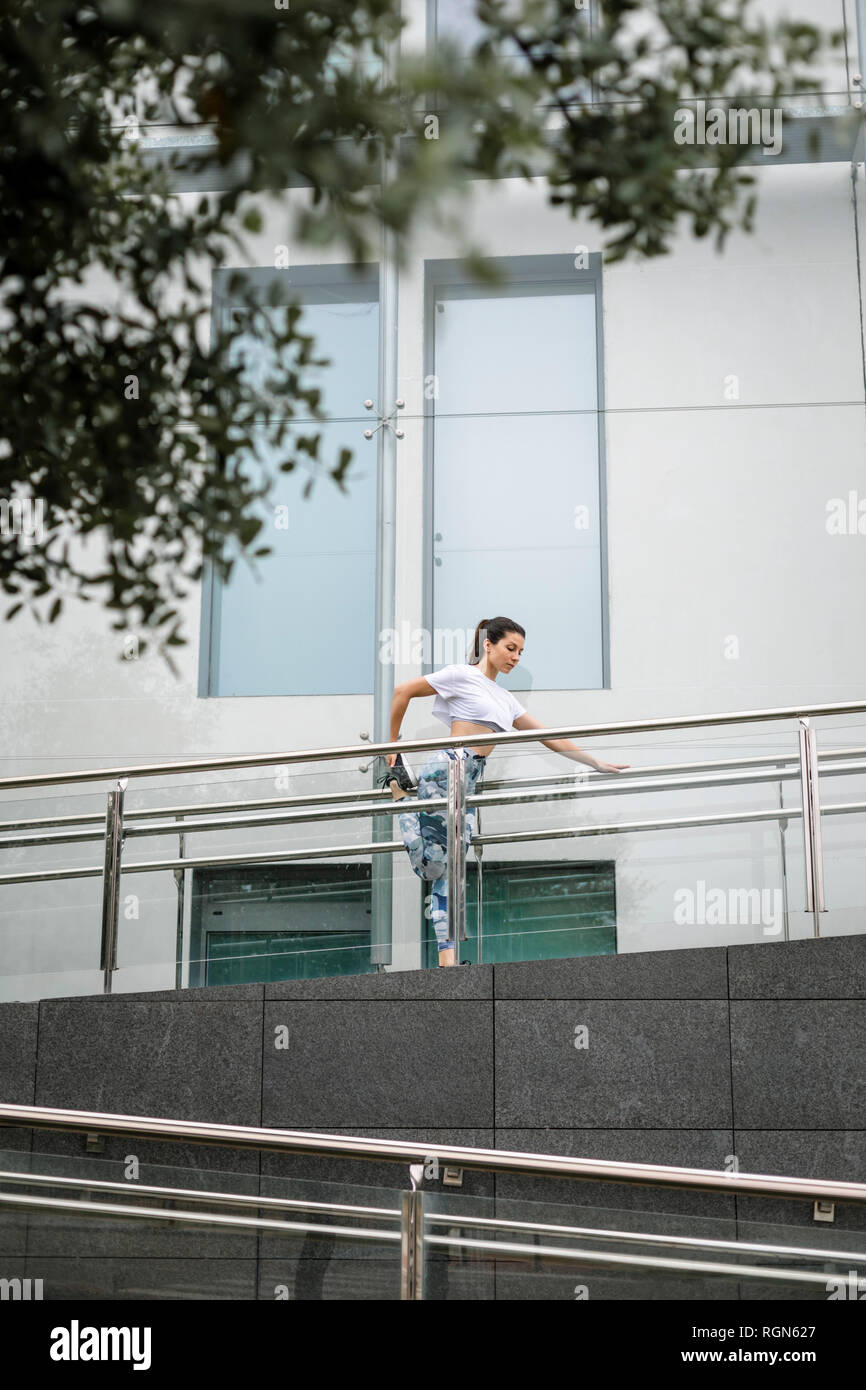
[363,398,405,439]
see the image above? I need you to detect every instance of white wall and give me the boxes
[1,58,865,998]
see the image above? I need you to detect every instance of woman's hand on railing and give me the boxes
[592,758,631,773]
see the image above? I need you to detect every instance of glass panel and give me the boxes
[432,0,593,103]
[0,786,113,1002]
[210,274,378,697]
[4,1146,864,1300]
[0,716,849,998]
[214,422,377,697]
[115,760,382,990]
[423,861,616,968]
[193,865,376,986]
[434,290,598,413]
[813,715,866,939]
[421,1186,866,1300]
[431,281,603,691]
[0,1147,403,1301]
[229,297,378,421]
[435,0,491,50]
[468,722,807,957]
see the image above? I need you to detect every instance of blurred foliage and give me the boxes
[0,0,846,666]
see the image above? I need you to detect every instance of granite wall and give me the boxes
[1,933,865,1300]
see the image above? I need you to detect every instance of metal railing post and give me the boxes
[174,813,185,992]
[777,779,791,944]
[475,797,484,965]
[99,777,128,993]
[798,718,826,935]
[400,1188,424,1300]
[447,750,468,950]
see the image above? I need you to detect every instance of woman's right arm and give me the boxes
[386,678,437,766]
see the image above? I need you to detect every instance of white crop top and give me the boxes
[426,663,527,733]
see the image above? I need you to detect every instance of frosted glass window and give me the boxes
[435,0,491,48]
[430,273,605,691]
[432,2,593,100]
[206,273,378,696]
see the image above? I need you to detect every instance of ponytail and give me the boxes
[468,615,526,664]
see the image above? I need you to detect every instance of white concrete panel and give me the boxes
[603,163,862,410]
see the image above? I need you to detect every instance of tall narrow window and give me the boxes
[202,265,379,696]
[431,1,594,102]
[425,254,608,690]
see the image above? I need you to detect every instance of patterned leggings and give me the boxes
[397,747,487,953]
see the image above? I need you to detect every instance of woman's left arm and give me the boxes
[512,711,630,773]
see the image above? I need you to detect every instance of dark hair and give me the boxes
[468,616,526,664]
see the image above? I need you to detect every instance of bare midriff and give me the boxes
[450,720,498,759]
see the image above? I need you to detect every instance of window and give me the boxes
[190,864,374,984]
[424,254,608,690]
[422,860,617,966]
[201,265,379,696]
[430,0,595,102]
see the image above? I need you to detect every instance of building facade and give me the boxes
[1,0,865,1001]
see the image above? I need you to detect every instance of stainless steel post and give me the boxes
[475,796,484,964]
[400,1189,424,1300]
[777,780,790,944]
[174,814,186,991]
[447,751,467,949]
[805,722,826,934]
[100,777,128,994]
[798,718,826,934]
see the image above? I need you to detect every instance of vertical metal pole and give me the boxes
[370,35,400,971]
[174,814,186,991]
[447,750,467,948]
[805,723,825,934]
[400,1189,425,1300]
[777,779,790,944]
[100,777,128,994]
[798,720,815,917]
[475,796,484,964]
[797,718,825,936]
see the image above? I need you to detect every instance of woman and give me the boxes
[382,616,630,967]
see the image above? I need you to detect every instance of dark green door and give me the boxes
[422,860,616,967]
[190,864,374,985]
[205,929,375,984]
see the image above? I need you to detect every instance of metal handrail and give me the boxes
[0,1168,399,1221]
[0,1189,399,1246]
[422,1234,845,1287]
[2,699,864,976]
[10,800,866,888]
[2,1165,862,1268]
[0,1188,846,1289]
[423,1212,866,1266]
[7,752,866,851]
[3,1103,866,1204]
[7,744,866,840]
[1,696,866,791]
